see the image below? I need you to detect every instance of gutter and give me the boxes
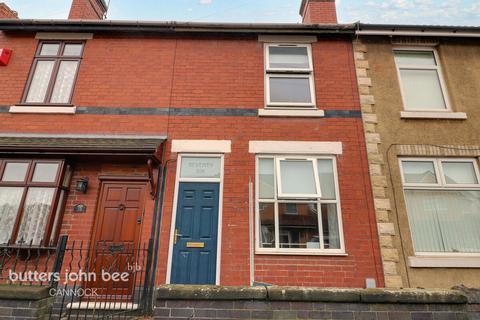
[0,19,356,35]
[356,30,480,38]
[356,23,480,38]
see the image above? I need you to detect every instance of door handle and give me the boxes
[174,229,183,245]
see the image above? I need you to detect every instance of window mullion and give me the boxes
[44,58,62,104]
[317,201,324,250]
[274,201,280,250]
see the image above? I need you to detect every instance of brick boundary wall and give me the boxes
[0,285,53,319]
[155,285,480,320]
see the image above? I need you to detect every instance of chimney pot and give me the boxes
[0,2,19,19]
[68,0,108,20]
[300,0,337,24]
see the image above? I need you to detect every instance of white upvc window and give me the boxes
[394,48,451,111]
[256,155,345,255]
[265,44,316,108]
[275,157,321,199]
[400,158,480,255]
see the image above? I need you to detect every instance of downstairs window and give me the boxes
[0,159,71,246]
[256,155,344,254]
[400,158,480,254]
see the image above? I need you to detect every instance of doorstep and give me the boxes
[66,301,138,310]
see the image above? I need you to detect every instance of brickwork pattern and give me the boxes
[0,30,383,288]
[68,0,106,20]
[302,0,338,24]
[154,299,473,320]
[0,3,18,19]
[0,297,53,319]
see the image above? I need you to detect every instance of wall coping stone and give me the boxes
[267,287,360,302]
[453,286,480,304]
[156,285,267,300]
[156,285,468,304]
[0,285,51,300]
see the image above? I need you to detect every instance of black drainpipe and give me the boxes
[146,158,174,312]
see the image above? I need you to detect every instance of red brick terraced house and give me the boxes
[0,0,384,300]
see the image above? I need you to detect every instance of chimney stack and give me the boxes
[68,0,108,20]
[300,0,337,24]
[0,2,18,19]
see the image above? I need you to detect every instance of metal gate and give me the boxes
[0,236,154,319]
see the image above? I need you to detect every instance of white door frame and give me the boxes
[165,153,224,285]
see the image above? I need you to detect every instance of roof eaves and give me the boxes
[357,23,480,36]
[0,19,357,35]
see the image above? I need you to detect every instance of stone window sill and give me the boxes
[400,111,467,120]
[259,109,325,118]
[409,256,480,268]
[9,105,76,114]
[256,249,347,256]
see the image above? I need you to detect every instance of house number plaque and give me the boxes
[73,204,87,213]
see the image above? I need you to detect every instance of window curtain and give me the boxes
[25,61,55,103]
[50,61,79,103]
[0,187,24,244]
[16,188,55,245]
[405,190,480,253]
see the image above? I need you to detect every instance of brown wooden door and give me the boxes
[89,181,146,298]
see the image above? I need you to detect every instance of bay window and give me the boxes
[22,41,84,105]
[400,158,480,254]
[256,156,344,253]
[265,44,316,108]
[0,159,71,246]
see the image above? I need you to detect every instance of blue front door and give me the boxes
[171,182,220,284]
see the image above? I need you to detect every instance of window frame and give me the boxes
[21,41,85,106]
[399,159,442,188]
[0,159,70,246]
[400,158,480,189]
[393,47,452,112]
[275,156,321,199]
[264,43,316,109]
[399,157,480,256]
[255,155,346,255]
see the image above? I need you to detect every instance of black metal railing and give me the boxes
[0,236,154,319]
[0,241,59,286]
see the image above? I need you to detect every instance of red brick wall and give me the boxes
[0,3,18,18]
[0,32,383,288]
[68,0,106,20]
[302,0,337,24]
[60,161,156,247]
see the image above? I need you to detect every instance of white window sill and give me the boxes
[9,105,76,114]
[256,249,347,256]
[400,111,467,120]
[259,109,325,118]
[409,256,480,268]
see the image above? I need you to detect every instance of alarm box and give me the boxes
[0,49,12,66]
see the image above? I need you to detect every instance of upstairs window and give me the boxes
[400,158,480,254]
[22,41,84,105]
[394,49,450,111]
[0,159,71,246]
[256,156,344,254]
[265,44,316,108]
